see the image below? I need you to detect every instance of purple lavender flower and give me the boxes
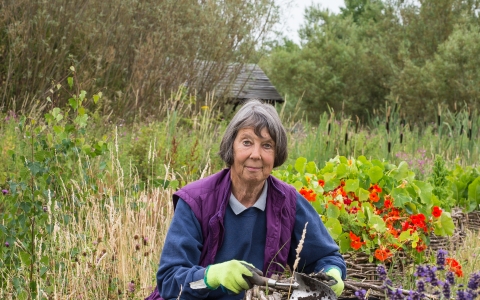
[414,265,429,278]
[416,280,425,293]
[1,189,8,195]
[377,265,388,281]
[442,281,451,299]
[467,272,480,290]
[406,290,421,300]
[387,288,404,300]
[4,242,9,247]
[423,266,439,286]
[436,249,447,270]
[456,290,472,300]
[354,289,367,300]
[446,271,456,285]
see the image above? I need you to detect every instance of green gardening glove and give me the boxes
[325,267,345,297]
[204,260,257,294]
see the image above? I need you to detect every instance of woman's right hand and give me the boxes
[204,260,261,294]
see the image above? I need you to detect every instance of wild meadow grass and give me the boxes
[0,100,479,299]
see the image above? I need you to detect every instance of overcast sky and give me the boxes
[274,0,345,43]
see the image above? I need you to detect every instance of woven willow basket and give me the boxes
[466,211,480,231]
[340,252,410,299]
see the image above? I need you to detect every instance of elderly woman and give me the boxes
[147,100,346,300]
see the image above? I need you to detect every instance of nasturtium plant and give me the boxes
[273,155,456,263]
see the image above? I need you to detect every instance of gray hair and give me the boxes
[219,99,288,168]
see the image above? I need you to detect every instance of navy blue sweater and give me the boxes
[157,194,345,300]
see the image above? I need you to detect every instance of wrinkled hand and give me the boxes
[204,260,260,294]
[326,268,344,297]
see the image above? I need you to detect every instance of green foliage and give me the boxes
[262,0,480,123]
[0,75,109,298]
[0,0,279,119]
[273,156,455,263]
[446,164,480,212]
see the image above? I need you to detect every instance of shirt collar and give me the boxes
[229,180,268,215]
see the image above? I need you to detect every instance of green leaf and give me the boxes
[305,161,317,174]
[368,215,386,233]
[326,204,340,219]
[336,163,348,178]
[344,179,359,193]
[325,218,342,239]
[53,125,64,134]
[412,180,433,205]
[294,157,307,175]
[169,180,179,190]
[338,232,351,253]
[67,77,73,89]
[292,181,303,191]
[468,177,480,211]
[398,230,412,242]
[68,98,78,110]
[93,94,100,104]
[324,178,340,191]
[74,114,89,128]
[367,166,383,183]
[19,251,31,265]
[26,162,43,176]
[358,188,370,201]
[433,211,455,236]
[392,161,410,181]
[392,188,412,206]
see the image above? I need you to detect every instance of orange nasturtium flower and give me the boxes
[432,206,443,218]
[318,179,325,187]
[299,187,317,202]
[374,247,393,261]
[384,198,393,209]
[415,241,427,253]
[370,184,382,193]
[369,192,380,202]
[446,258,464,277]
[349,231,365,250]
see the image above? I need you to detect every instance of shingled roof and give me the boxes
[221,63,284,103]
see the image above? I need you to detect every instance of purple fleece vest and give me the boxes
[145,169,297,299]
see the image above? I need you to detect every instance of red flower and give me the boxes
[432,206,442,218]
[446,258,463,277]
[349,231,361,242]
[318,179,325,187]
[300,187,317,202]
[384,199,393,209]
[369,192,379,202]
[370,184,382,193]
[374,248,393,261]
[351,240,364,250]
[410,214,428,232]
[343,198,352,206]
[349,231,365,250]
[415,242,427,253]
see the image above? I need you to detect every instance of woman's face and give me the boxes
[230,127,275,186]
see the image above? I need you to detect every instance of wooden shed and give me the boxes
[220,63,284,105]
[186,61,284,107]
